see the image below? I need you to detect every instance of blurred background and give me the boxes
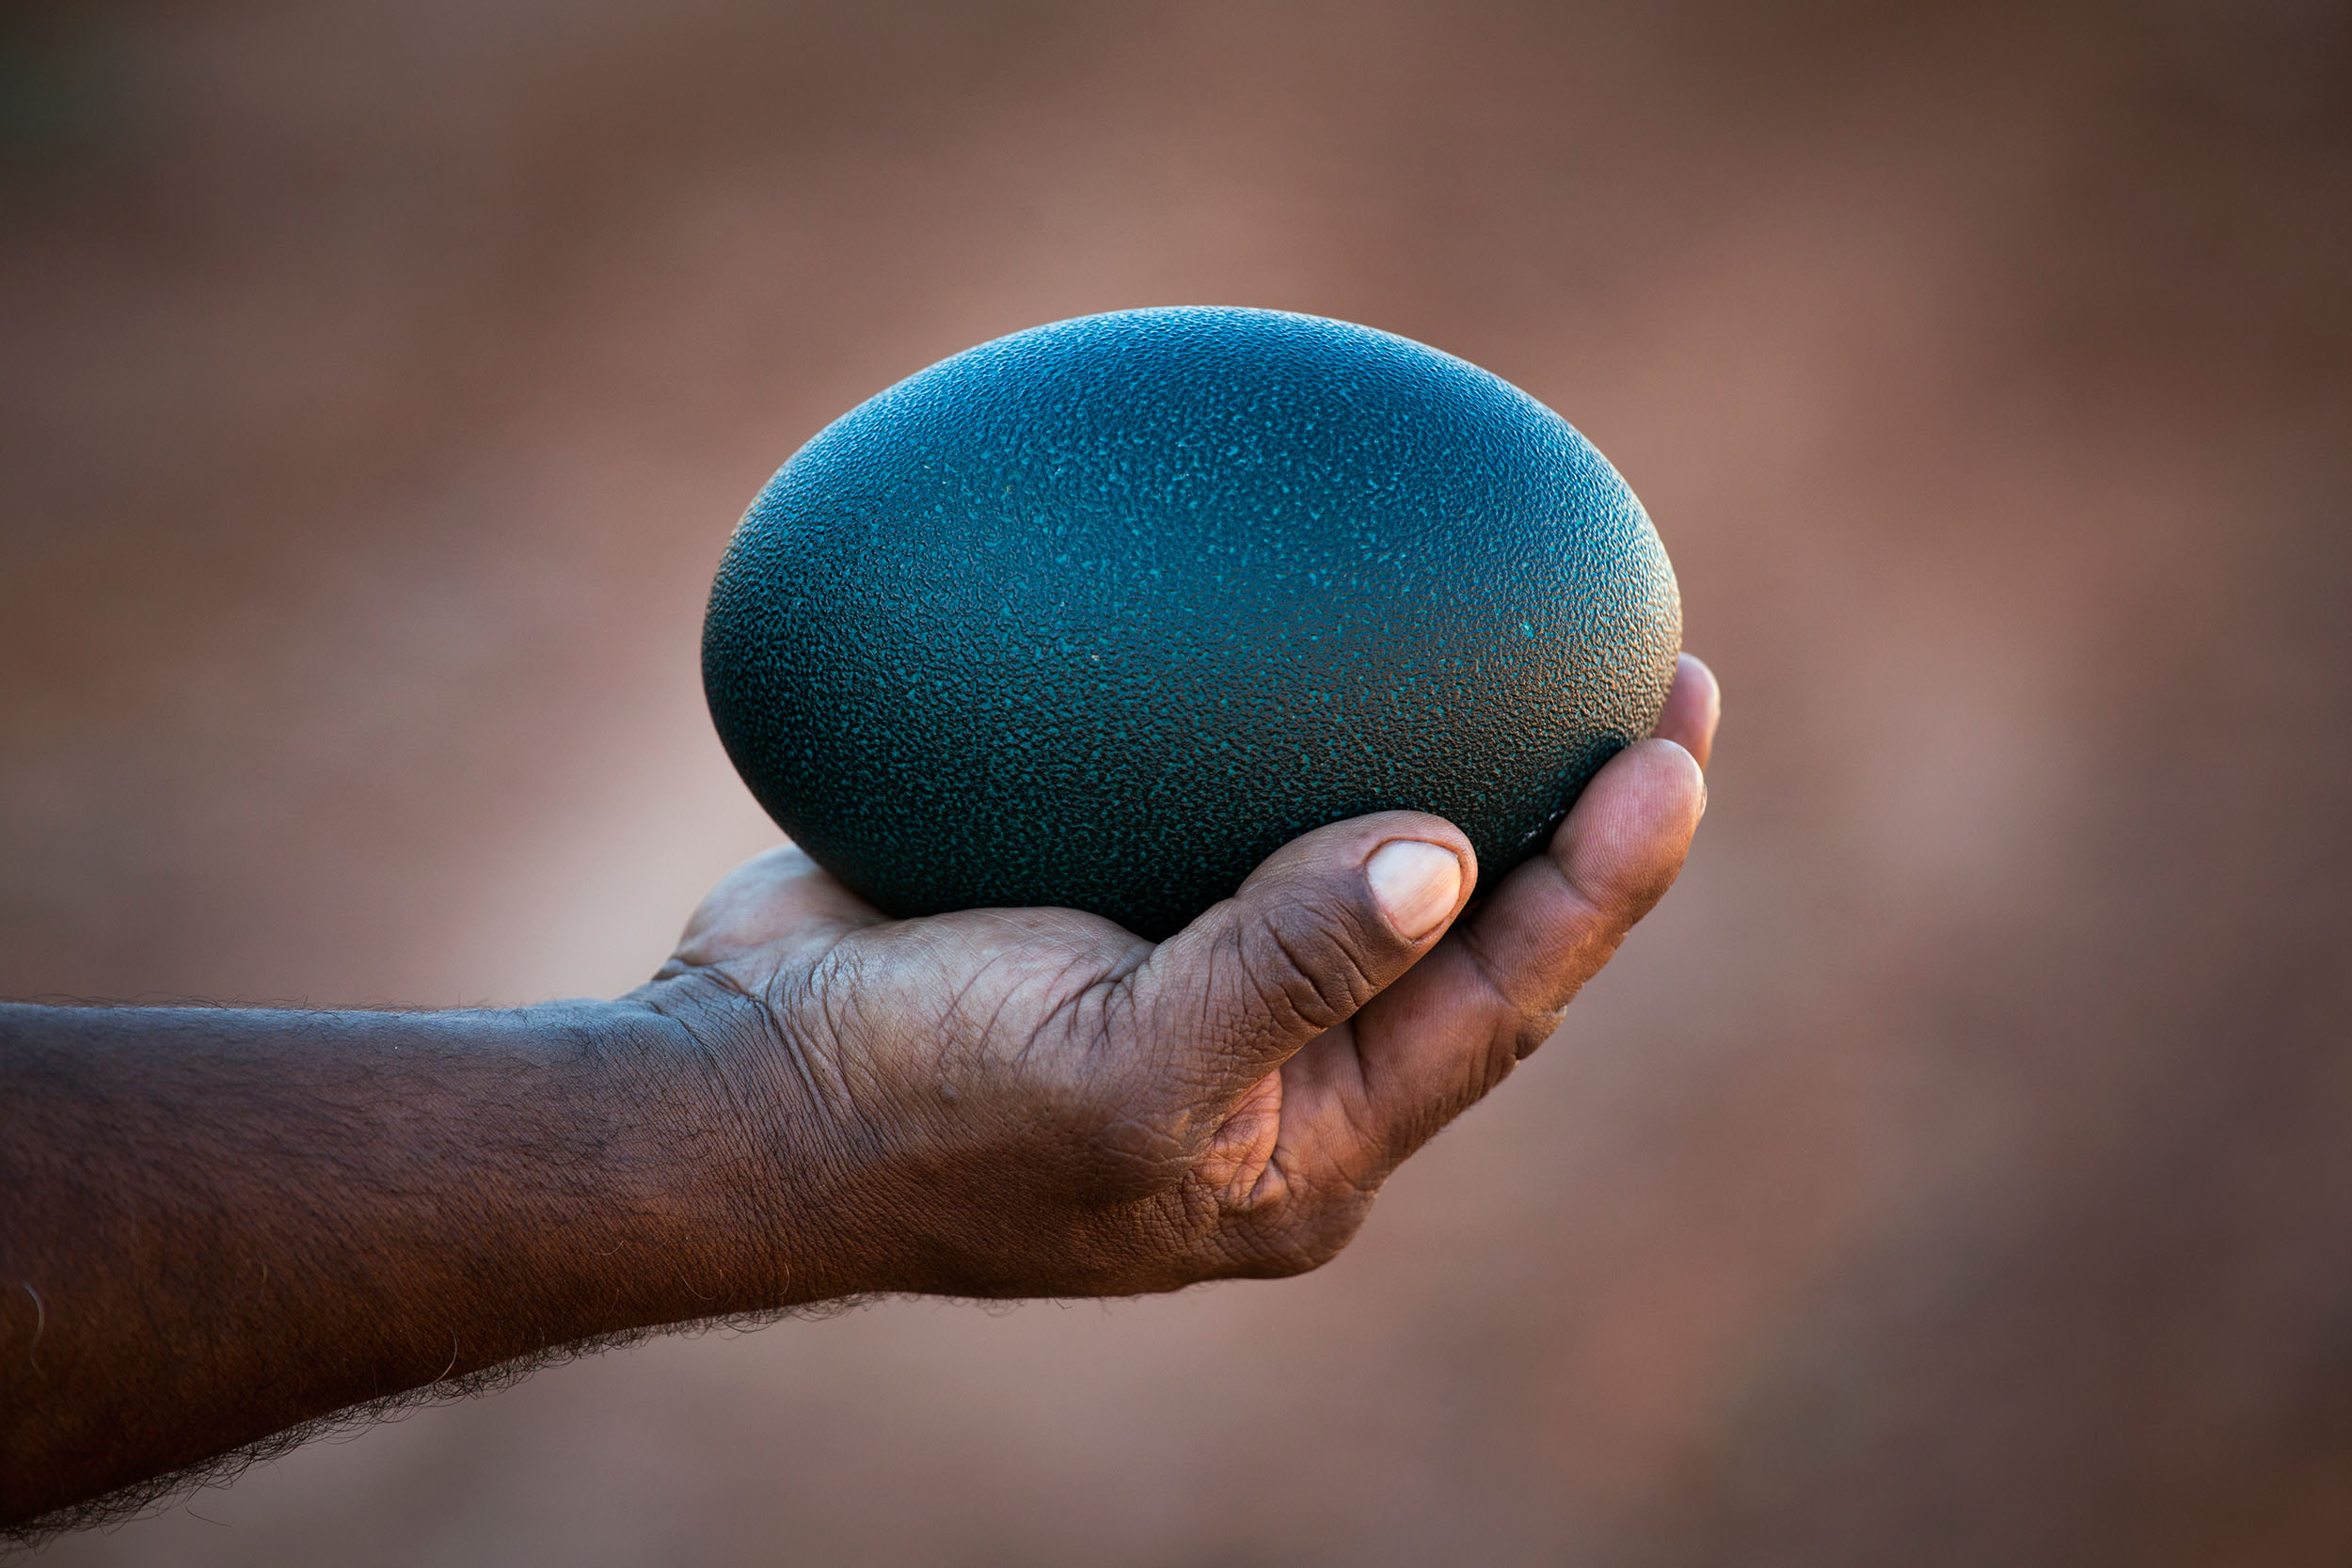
[5,0,2350,1562]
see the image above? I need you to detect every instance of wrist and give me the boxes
[593,982,876,1311]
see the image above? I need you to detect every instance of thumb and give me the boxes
[1126,811,1475,1100]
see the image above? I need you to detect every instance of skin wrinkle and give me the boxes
[1078,1111,1197,1197]
[624,990,813,1295]
[1236,911,1359,1055]
[1096,966,1163,1099]
[943,944,1039,1077]
[1025,960,1135,1089]
[1263,917,1364,1037]
[636,983,799,1152]
[756,962,851,1129]
[1454,924,1562,1060]
[801,949,892,1141]
[1160,924,1250,1076]
[1199,1069,1285,1193]
[1314,1038,1402,1180]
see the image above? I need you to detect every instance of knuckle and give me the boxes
[1459,912,1615,1059]
[1508,1008,1564,1063]
[1208,1167,1381,1279]
[1244,907,1380,1033]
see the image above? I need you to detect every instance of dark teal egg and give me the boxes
[704,307,1679,940]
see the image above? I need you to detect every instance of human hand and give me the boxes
[638,655,1721,1304]
[0,657,1715,1528]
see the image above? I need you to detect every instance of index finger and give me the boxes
[1265,654,1720,1179]
[1653,652,1721,768]
[1442,648,1717,1046]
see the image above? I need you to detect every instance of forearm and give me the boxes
[0,997,797,1527]
[0,664,1719,1534]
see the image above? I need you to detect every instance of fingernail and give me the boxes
[1366,840,1463,940]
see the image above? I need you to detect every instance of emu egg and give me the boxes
[703,307,1680,940]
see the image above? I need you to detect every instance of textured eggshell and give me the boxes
[704,307,1680,940]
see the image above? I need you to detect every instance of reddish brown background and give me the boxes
[7,1,2351,1562]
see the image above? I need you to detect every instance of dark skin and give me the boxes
[0,657,1720,1534]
